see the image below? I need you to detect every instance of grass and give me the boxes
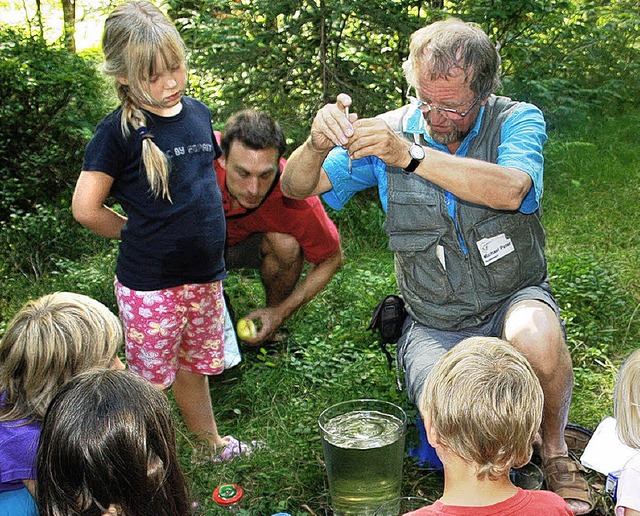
[1,113,639,514]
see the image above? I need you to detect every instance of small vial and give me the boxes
[345,106,352,174]
[212,484,244,514]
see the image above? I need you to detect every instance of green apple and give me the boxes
[236,318,257,340]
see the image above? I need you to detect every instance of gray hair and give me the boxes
[402,18,501,98]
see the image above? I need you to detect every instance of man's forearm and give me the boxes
[413,149,532,211]
[273,248,343,321]
[280,138,331,199]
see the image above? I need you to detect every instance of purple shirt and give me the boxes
[0,397,40,492]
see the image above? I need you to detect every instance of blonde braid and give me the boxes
[119,86,172,201]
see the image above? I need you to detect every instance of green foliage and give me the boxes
[324,192,388,255]
[0,197,115,281]
[543,112,640,294]
[169,0,428,145]
[542,113,640,428]
[550,253,630,422]
[0,26,112,220]
[499,0,640,129]
[167,0,639,147]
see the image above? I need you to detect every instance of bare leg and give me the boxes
[260,232,303,306]
[503,300,590,514]
[172,368,226,449]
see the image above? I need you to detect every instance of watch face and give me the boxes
[410,144,425,160]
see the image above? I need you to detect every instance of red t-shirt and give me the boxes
[215,156,340,265]
[404,488,572,515]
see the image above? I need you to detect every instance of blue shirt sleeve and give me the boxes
[321,147,389,212]
[497,103,547,214]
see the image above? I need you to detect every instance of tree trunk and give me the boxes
[61,0,76,52]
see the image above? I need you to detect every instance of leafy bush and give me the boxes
[169,0,639,148]
[0,27,113,220]
[0,198,115,280]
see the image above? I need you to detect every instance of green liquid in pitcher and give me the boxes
[321,410,405,516]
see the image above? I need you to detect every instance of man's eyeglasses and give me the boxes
[407,94,482,120]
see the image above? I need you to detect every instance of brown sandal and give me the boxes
[564,424,593,456]
[542,453,595,515]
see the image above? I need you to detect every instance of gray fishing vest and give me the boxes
[380,95,548,331]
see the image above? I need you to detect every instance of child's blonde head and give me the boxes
[102,0,187,200]
[614,348,640,449]
[419,336,543,480]
[0,292,122,423]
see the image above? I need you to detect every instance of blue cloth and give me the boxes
[0,405,40,515]
[0,487,38,516]
[321,102,546,216]
[409,412,443,470]
[83,96,226,291]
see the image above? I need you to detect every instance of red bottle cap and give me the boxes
[212,484,244,506]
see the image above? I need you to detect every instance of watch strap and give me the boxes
[403,158,421,173]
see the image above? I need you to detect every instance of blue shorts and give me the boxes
[397,283,564,404]
[0,487,38,516]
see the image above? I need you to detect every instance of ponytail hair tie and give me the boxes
[136,126,153,141]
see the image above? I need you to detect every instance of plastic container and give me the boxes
[212,484,244,513]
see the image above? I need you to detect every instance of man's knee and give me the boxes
[504,300,570,378]
[262,232,302,266]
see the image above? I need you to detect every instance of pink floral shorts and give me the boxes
[115,278,225,388]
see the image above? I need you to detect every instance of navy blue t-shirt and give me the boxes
[83,96,226,290]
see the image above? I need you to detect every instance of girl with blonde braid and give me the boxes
[72,0,254,462]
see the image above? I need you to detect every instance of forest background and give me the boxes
[1,0,639,514]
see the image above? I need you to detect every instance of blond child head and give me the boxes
[101,0,187,200]
[614,348,640,449]
[0,292,123,423]
[419,336,544,480]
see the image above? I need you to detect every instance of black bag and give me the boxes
[367,295,407,369]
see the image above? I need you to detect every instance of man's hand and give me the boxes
[309,93,357,152]
[237,307,285,345]
[347,118,412,169]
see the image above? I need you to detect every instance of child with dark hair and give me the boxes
[0,292,123,515]
[36,369,190,516]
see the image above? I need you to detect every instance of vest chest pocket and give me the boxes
[388,232,455,303]
[386,182,442,232]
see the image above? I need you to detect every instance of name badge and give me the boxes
[476,233,514,266]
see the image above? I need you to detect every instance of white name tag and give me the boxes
[476,233,514,266]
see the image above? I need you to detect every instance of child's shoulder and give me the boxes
[521,489,573,514]
[0,416,41,446]
[93,106,126,136]
[624,451,640,470]
[181,95,210,113]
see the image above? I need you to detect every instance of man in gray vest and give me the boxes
[281,17,593,515]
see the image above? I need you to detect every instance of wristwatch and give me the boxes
[403,143,425,174]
